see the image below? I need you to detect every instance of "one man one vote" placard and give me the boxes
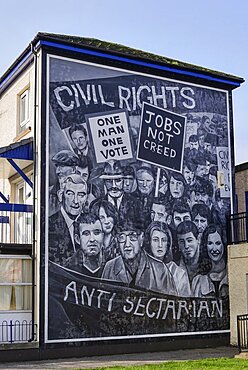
[137,103,186,172]
[86,109,133,163]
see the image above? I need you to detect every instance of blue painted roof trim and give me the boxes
[40,40,241,87]
[0,50,32,90]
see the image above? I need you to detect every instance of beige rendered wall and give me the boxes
[228,243,248,345]
[0,64,34,202]
[0,50,42,339]
[0,65,34,147]
[235,169,248,213]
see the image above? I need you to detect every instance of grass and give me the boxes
[77,358,248,370]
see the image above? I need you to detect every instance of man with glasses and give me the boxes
[102,219,177,295]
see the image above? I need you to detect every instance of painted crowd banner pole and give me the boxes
[155,167,161,198]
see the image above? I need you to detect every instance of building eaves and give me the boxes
[35,32,244,85]
[235,162,248,173]
[0,32,245,92]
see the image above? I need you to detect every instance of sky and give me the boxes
[1,0,247,165]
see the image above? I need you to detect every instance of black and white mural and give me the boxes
[45,55,231,342]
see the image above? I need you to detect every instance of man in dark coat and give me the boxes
[65,213,105,277]
[102,219,177,295]
[49,174,87,266]
[99,160,139,223]
[132,164,156,228]
[68,123,95,170]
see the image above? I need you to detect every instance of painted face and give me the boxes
[71,130,87,152]
[123,177,134,193]
[79,220,103,257]
[203,118,210,128]
[151,203,167,223]
[117,230,143,261]
[99,206,114,235]
[150,230,169,260]
[104,178,123,198]
[137,171,154,195]
[205,161,210,175]
[62,182,87,218]
[177,231,199,264]
[196,165,207,178]
[183,167,195,186]
[204,142,212,153]
[173,211,191,228]
[169,177,184,198]
[207,231,224,262]
[193,214,208,233]
[76,166,89,182]
[194,191,210,206]
[198,135,205,148]
[190,141,199,150]
[55,164,74,184]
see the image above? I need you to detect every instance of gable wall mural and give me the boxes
[44,55,231,342]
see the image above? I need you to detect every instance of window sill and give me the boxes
[13,126,32,142]
[0,310,32,313]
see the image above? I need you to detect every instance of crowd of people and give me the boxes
[48,113,230,300]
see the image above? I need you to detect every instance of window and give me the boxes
[0,256,32,311]
[15,176,33,244]
[19,89,29,131]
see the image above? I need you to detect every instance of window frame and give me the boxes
[18,88,30,130]
[11,172,33,244]
[0,255,32,312]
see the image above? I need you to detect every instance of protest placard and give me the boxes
[86,109,133,163]
[216,147,230,197]
[137,103,186,172]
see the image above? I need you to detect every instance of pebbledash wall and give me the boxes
[235,162,248,213]
[228,162,248,346]
[0,33,244,360]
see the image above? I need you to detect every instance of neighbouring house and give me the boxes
[228,162,248,350]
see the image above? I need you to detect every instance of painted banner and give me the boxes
[48,262,228,340]
[45,55,231,343]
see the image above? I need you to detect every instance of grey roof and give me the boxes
[235,162,248,172]
[0,32,245,88]
[36,32,244,83]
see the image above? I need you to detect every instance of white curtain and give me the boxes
[0,258,32,311]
